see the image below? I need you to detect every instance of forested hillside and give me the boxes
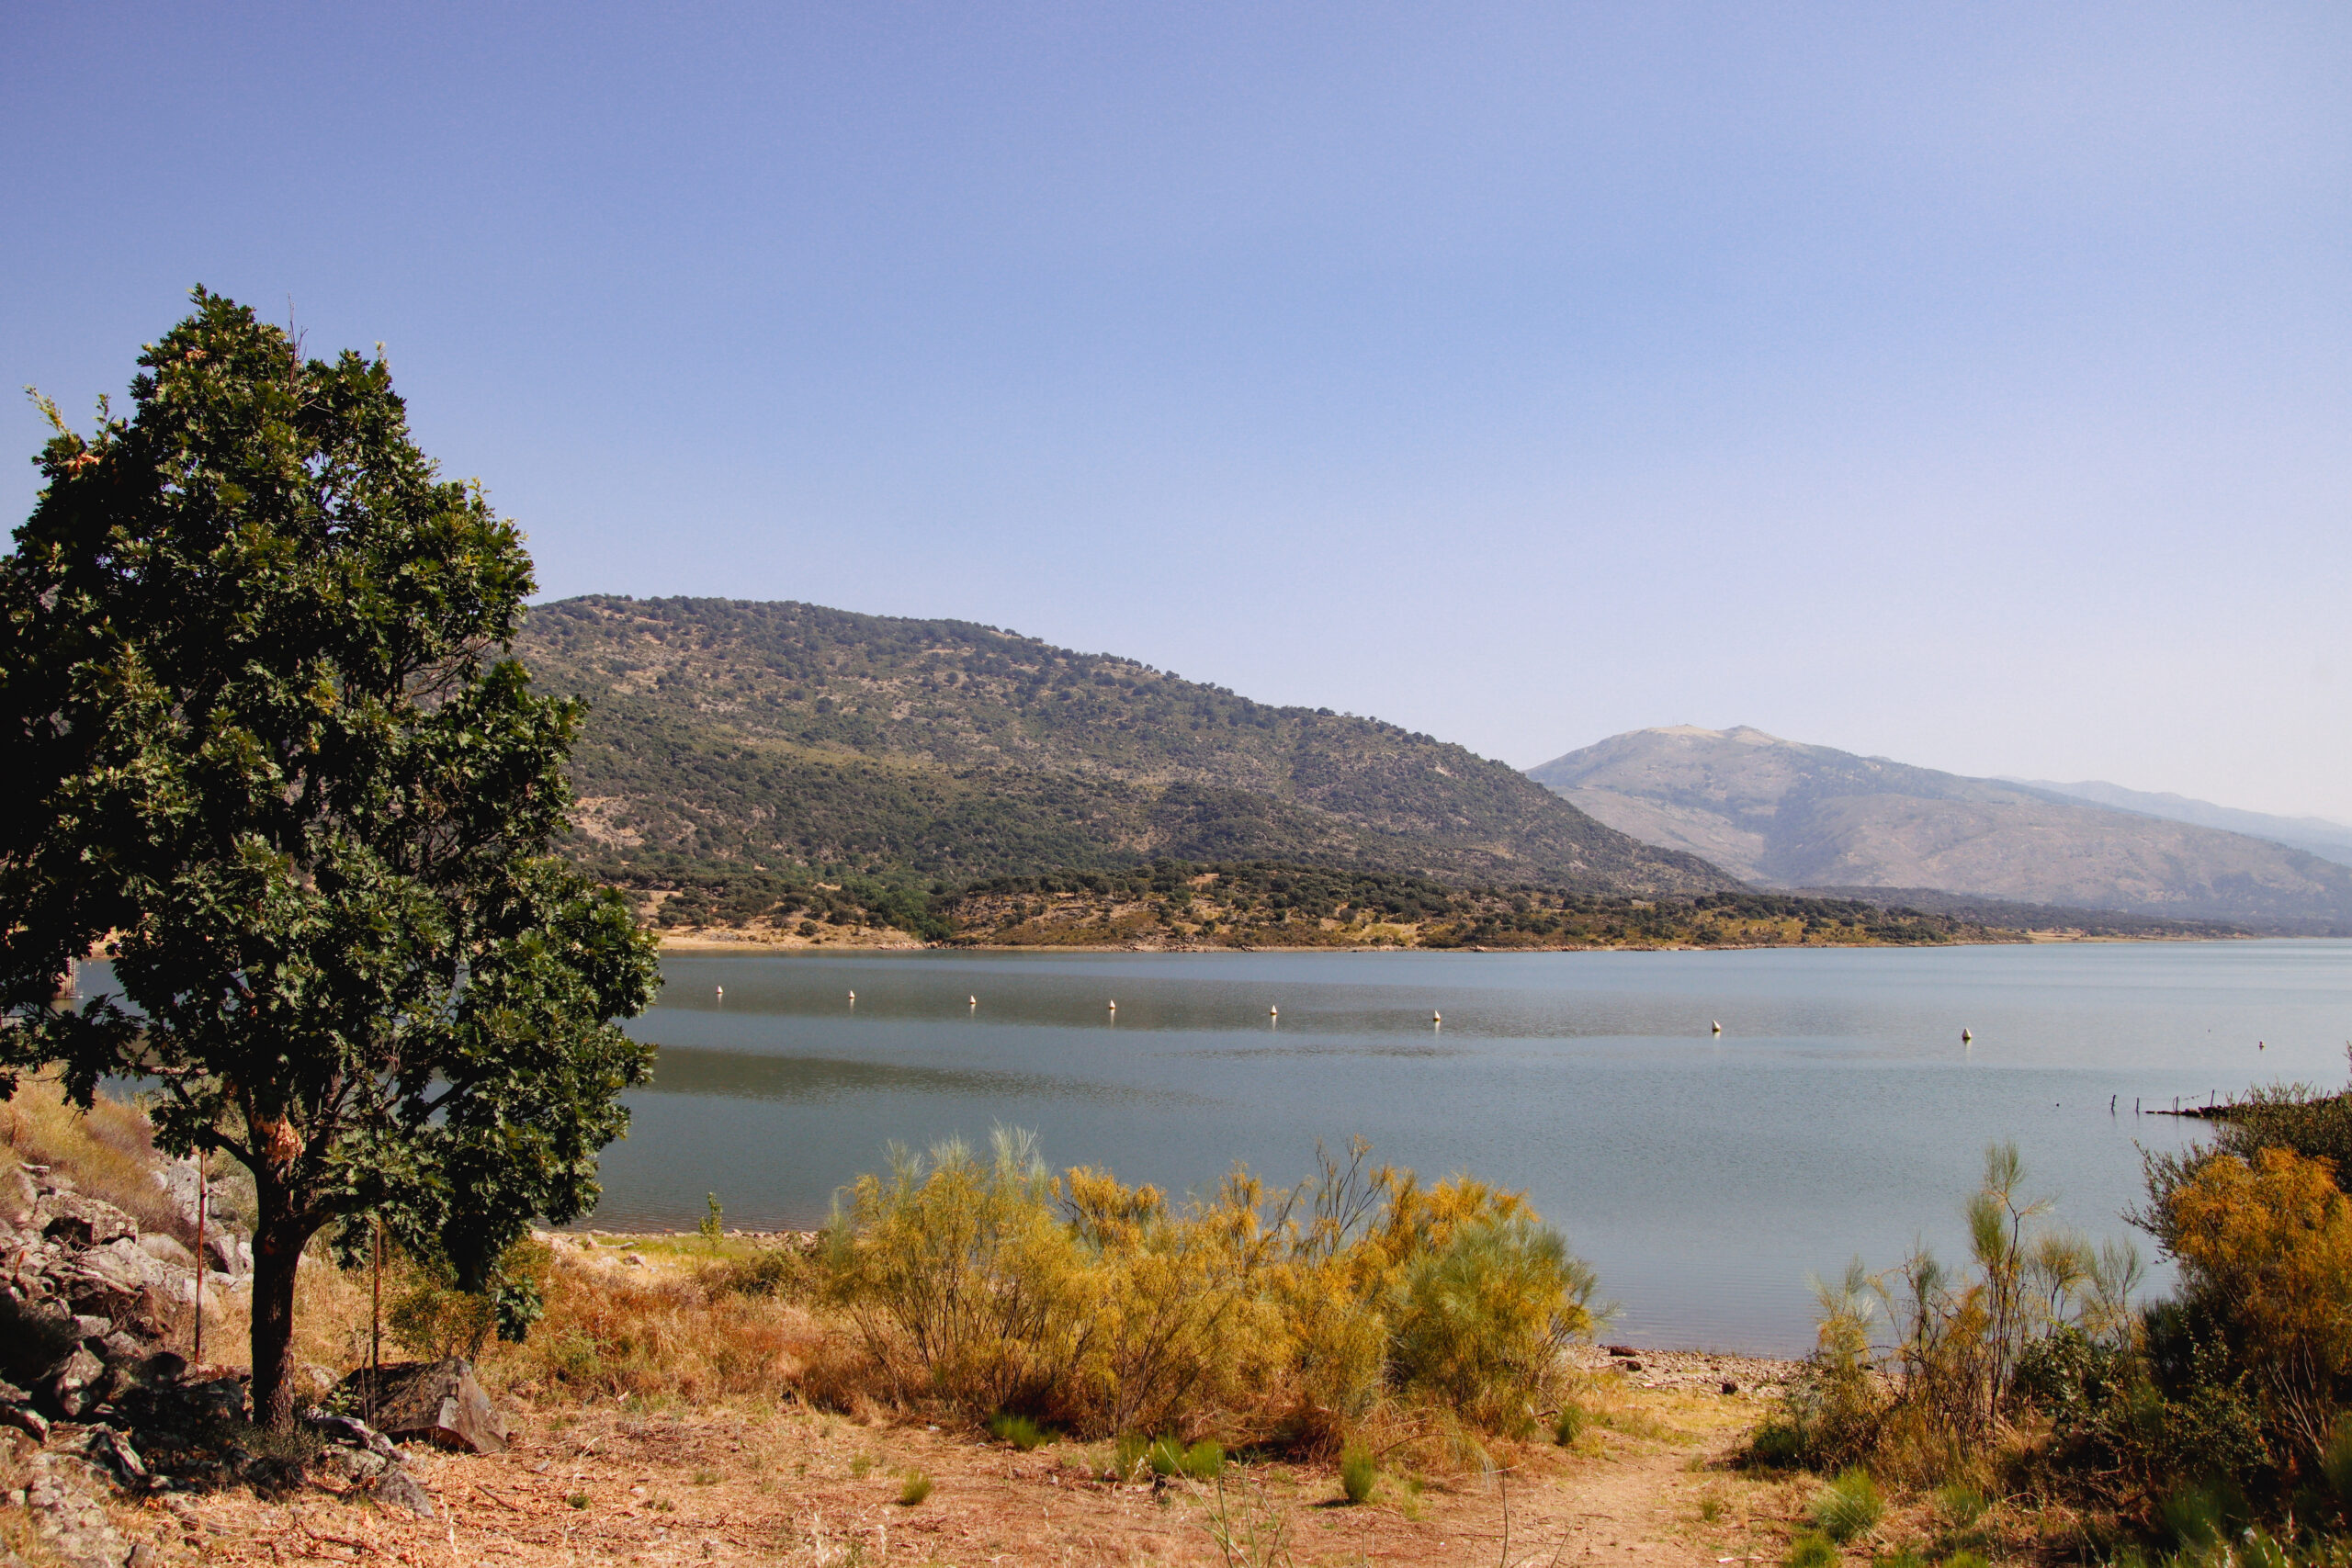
[514,595,1731,898]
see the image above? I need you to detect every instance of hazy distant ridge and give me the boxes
[1526,725,2352,931]
[2010,778,2352,869]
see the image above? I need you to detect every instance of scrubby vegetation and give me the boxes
[615,853,2019,950]
[939,864,2017,949]
[519,593,1727,896]
[1749,1077,2352,1563]
[809,1129,1595,1449]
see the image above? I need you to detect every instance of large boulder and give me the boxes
[337,1359,508,1454]
[150,1158,208,1231]
[37,1193,138,1249]
[47,1237,171,1323]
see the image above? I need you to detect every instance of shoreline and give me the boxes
[655,929,2255,953]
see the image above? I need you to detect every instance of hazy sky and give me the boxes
[7,5,2347,818]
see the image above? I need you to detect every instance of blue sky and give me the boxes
[6,4,2347,817]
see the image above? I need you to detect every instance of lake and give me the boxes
[595,939,2352,1353]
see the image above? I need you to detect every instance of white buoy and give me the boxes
[715,986,724,998]
[1269,1006,1279,1017]
[1108,999,1117,1011]
[969,996,978,1007]
[1962,1028,1973,1043]
[1711,1020,1722,1035]
[1432,1010,1442,1024]
[848,990,856,1002]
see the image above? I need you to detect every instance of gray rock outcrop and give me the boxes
[336,1358,508,1454]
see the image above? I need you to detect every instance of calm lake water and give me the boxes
[595,940,2352,1353]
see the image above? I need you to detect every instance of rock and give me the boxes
[50,1239,171,1320]
[368,1461,436,1518]
[2,1164,36,1227]
[318,1445,390,1482]
[1722,1379,1740,1395]
[336,1359,507,1454]
[50,1346,105,1418]
[83,1427,149,1488]
[301,1409,401,1461]
[300,1363,337,1399]
[149,1160,209,1231]
[181,1376,248,1423]
[200,1231,251,1276]
[38,1194,138,1249]
[94,1331,146,1366]
[3,1407,52,1442]
[25,1452,135,1568]
[135,1235,194,1269]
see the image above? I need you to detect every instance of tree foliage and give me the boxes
[0,289,660,1424]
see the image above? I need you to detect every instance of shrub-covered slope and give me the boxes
[517,596,1731,895]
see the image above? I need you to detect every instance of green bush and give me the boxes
[1113,1432,1148,1481]
[816,1132,1603,1446]
[987,1412,1054,1450]
[1785,1531,1838,1567]
[1810,1467,1883,1542]
[1388,1216,1597,1427]
[1142,1436,1223,1481]
[707,1245,808,1299]
[1340,1439,1375,1505]
[1553,1404,1585,1446]
[822,1128,1089,1417]
[1748,1263,1883,1472]
[1932,1483,1987,1529]
[897,1471,933,1506]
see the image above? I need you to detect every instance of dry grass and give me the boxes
[492,1238,839,1408]
[1,1074,220,1247]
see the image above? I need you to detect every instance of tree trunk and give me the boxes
[249,1206,309,1429]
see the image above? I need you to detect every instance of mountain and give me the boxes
[1525,726,2352,931]
[2012,779,2352,869]
[514,596,1732,897]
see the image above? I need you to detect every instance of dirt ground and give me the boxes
[40,1348,1818,1568]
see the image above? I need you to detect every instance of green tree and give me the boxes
[0,289,661,1426]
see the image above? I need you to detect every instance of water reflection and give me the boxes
[583,942,2352,1352]
[643,1045,1215,1107]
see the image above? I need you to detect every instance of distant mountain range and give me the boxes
[2009,778,2352,869]
[1526,726,2352,932]
[515,596,1729,897]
